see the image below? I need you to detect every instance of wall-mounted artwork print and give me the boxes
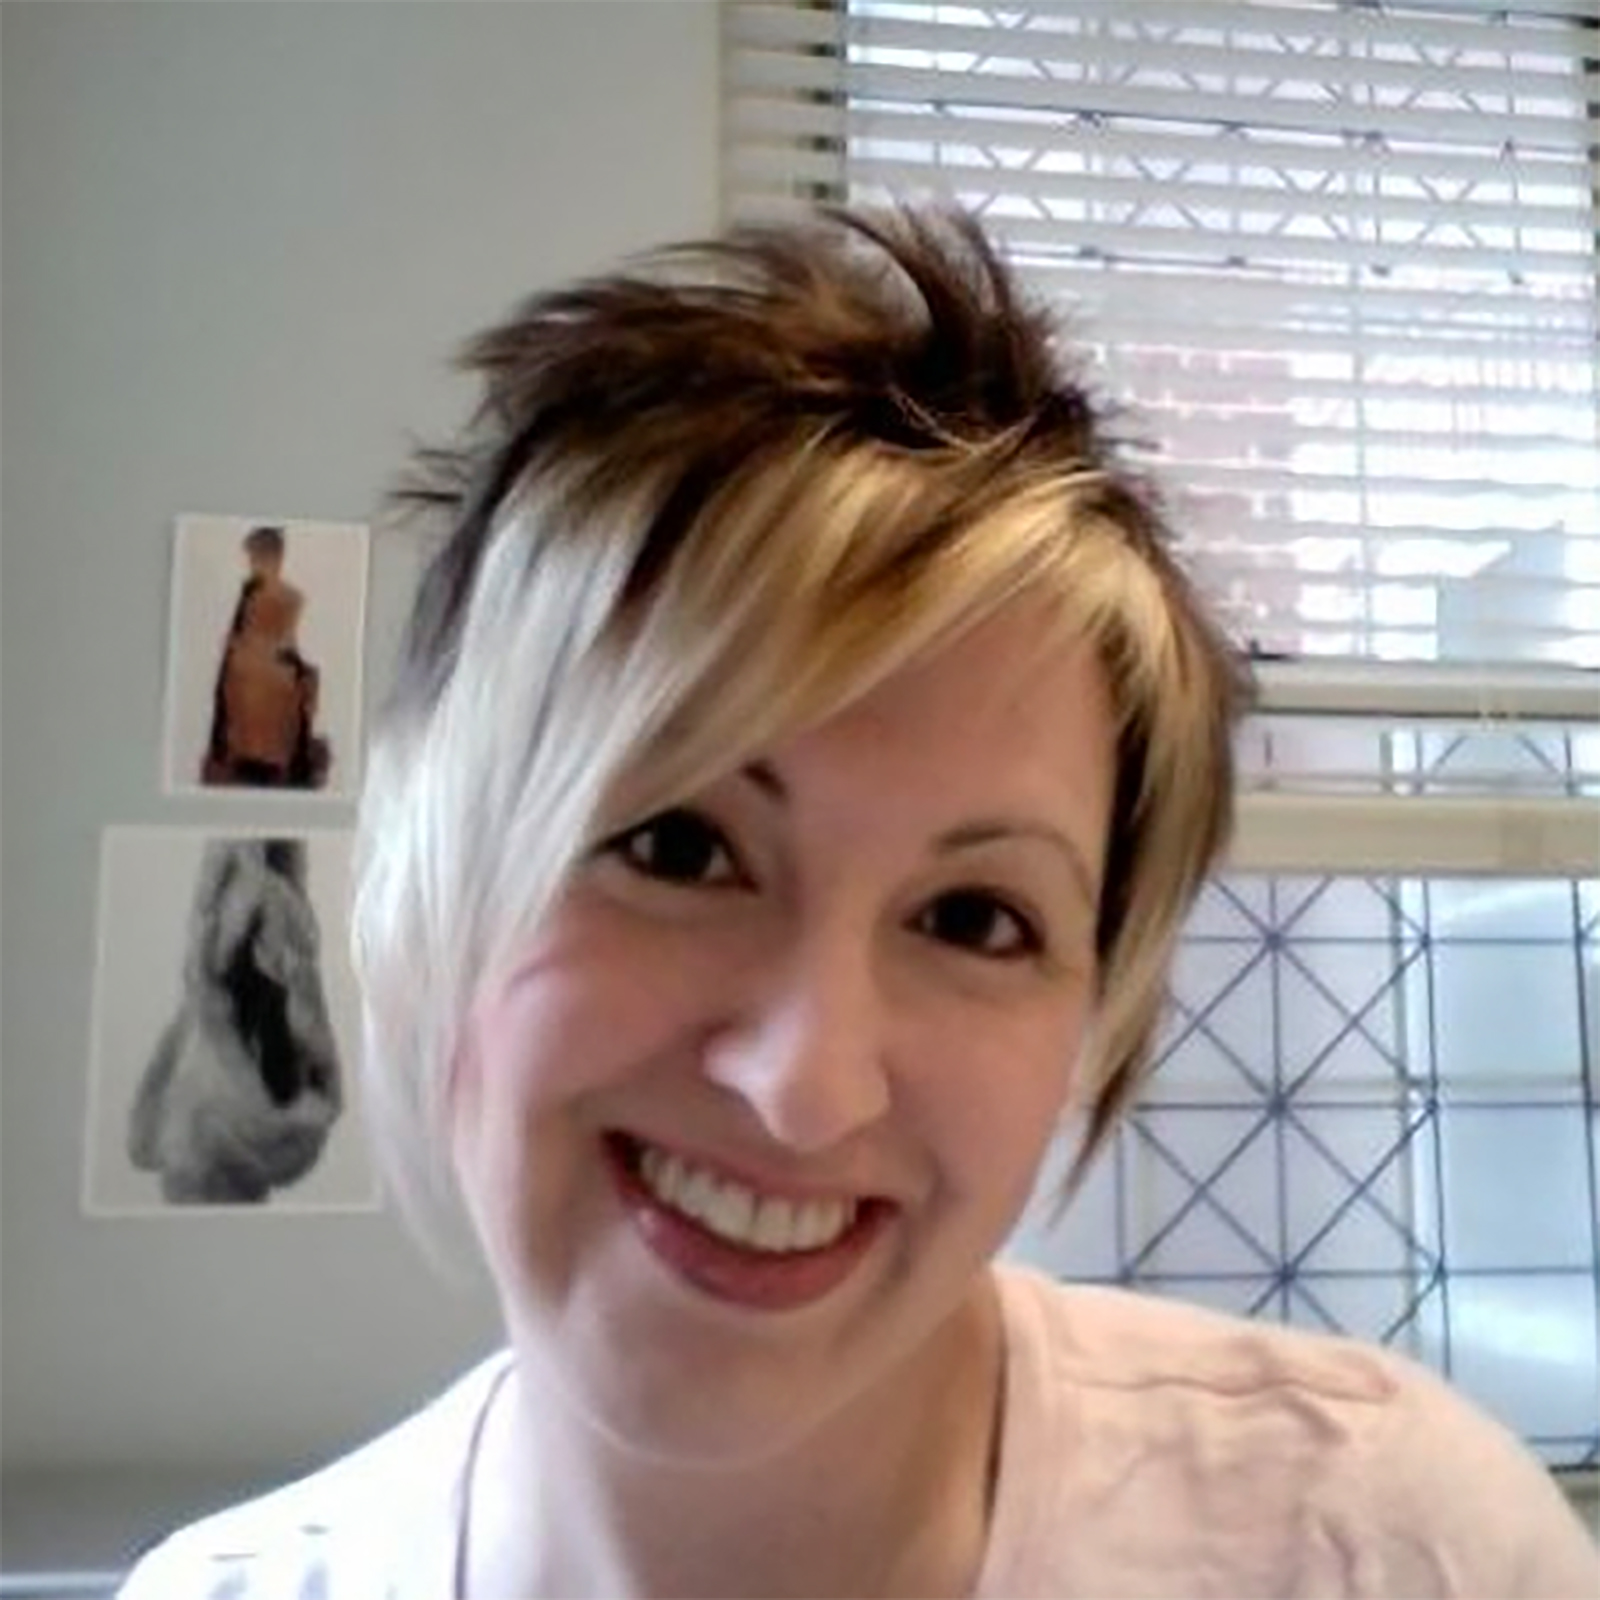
[162,514,368,800]
[84,826,378,1215]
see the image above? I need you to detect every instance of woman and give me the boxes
[201,527,331,790]
[123,210,1599,1597]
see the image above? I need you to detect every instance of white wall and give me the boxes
[0,0,719,1571]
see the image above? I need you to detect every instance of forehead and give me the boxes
[770,599,1117,840]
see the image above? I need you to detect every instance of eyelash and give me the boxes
[603,808,747,889]
[912,889,1045,963]
[605,809,1048,965]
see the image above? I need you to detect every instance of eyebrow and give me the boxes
[937,820,1101,911]
[738,761,1101,910]
[741,759,788,802]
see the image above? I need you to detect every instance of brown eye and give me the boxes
[608,809,743,888]
[916,889,1042,960]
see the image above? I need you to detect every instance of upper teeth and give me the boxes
[636,1144,858,1254]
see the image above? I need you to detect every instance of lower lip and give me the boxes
[604,1136,891,1313]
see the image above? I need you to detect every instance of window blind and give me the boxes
[722,0,1600,672]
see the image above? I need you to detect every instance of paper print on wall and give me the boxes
[84,826,378,1215]
[162,514,368,800]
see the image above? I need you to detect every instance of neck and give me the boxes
[461,1277,1005,1600]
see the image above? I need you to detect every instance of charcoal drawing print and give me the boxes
[128,835,341,1202]
[85,828,375,1214]
[163,515,368,801]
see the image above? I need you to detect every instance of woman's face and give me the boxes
[451,598,1117,1463]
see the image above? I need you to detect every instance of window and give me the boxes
[724,0,1599,667]
[724,0,1600,1471]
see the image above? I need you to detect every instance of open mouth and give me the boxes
[605,1132,893,1309]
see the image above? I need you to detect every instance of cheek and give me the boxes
[445,1012,520,1253]
[447,984,615,1299]
[447,974,600,1197]
[923,1000,1090,1213]
[446,918,728,1176]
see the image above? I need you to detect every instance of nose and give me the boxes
[700,931,893,1155]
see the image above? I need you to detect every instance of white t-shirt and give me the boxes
[118,1265,1600,1598]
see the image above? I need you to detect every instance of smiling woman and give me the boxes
[118,210,1599,1599]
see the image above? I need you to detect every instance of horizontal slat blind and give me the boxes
[723,1,1600,669]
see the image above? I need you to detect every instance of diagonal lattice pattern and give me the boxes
[1011,869,1600,1470]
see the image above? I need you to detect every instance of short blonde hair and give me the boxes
[353,209,1249,1251]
